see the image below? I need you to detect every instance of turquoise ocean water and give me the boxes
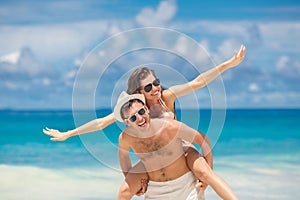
[0,109,299,199]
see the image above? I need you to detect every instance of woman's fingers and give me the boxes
[237,44,246,58]
[43,128,51,135]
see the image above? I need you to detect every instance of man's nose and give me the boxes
[136,113,143,121]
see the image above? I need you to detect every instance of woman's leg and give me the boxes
[185,147,238,200]
[117,161,149,200]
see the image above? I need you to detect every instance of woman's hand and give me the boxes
[43,127,71,141]
[136,178,149,196]
[225,44,246,69]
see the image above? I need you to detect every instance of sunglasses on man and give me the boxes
[125,106,147,122]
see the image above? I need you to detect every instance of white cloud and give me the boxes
[136,0,177,26]
[199,39,210,53]
[245,24,262,47]
[0,51,20,65]
[228,91,300,108]
[276,56,289,70]
[173,35,190,55]
[0,47,45,77]
[4,81,19,90]
[1,0,300,109]
[248,83,259,92]
[275,55,300,79]
[174,20,300,55]
[261,92,300,106]
[42,78,51,86]
[107,23,123,36]
[214,38,241,63]
[260,22,300,52]
[171,35,215,71]
[173,20,247,37]
[0,21,110,62]
[0,47,72,109]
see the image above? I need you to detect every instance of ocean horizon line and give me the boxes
[1,107,300,112]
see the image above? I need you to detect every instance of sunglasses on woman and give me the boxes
[126,106,147,122]
[142,79,160,93]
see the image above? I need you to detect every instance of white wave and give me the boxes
[0,165,123,200]
[206,154,300,200]
[1,153,299,200]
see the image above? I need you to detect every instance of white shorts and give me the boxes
[145,171,199,200]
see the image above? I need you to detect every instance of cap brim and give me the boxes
[114,93,145,122]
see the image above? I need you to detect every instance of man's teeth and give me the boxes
[138,119,146,126]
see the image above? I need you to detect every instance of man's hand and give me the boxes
[196,181,206,200]
[195,179,208,191]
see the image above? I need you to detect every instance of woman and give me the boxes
[43,45,245,141]
[43,45,246,196]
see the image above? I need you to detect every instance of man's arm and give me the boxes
[118,133,149,199]
[118,132,133,177]
[173,120,213,169]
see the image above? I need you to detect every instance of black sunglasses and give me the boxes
[126,106,147,122]
[143,79,160,93]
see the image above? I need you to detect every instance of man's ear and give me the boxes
[124,119,130,126]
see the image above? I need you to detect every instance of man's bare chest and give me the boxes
[133,136,168,153]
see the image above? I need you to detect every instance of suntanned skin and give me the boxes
[43,45,246,141]
[43,45,245,199]
[117,101,238,200]
[119,117,190,182]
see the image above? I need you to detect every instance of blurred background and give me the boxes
[1,0,299,109]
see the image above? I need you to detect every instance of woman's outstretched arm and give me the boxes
[43,113,116,141]
[167,45,246,99]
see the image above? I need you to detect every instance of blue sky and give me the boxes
[0,0,300,109]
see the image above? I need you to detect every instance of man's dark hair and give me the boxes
[120,99,144,120]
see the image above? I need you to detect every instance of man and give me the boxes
[114,91,238,200]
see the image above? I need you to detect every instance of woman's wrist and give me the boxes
[217,62,230,72]
[66,129,77,137]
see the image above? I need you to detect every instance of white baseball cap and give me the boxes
[113,91,146,122]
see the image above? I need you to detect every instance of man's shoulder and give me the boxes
[119,129,130,140]
[151,117,175,122]
[152,117,180,129]
[119,126,136,137]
